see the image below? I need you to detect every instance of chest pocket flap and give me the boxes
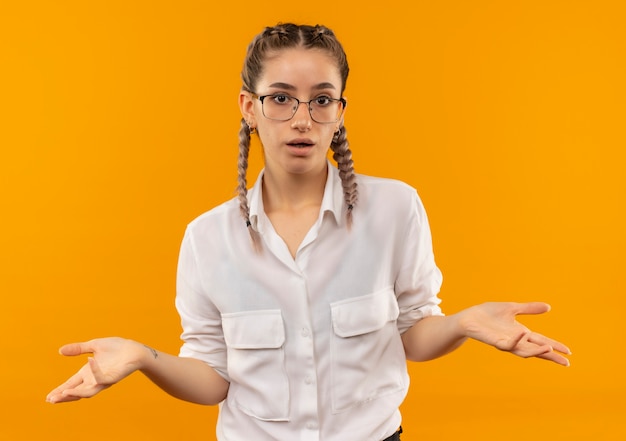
[331,287,399,338]
[222,310,285,349]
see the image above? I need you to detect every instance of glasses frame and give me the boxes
[251,92,347,124]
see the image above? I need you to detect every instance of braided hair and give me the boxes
[238,23,357,250]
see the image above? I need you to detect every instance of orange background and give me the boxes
[1,1,624,439]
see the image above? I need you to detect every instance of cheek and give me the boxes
[322,128,337,146]
[255,127,275,152]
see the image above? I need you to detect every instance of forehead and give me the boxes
[257,47,342,91]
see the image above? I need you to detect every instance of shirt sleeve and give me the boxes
[175,225,229,381]
[395,189,444,334]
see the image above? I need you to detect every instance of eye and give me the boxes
[313,96,333,106]
[270,94,292,105]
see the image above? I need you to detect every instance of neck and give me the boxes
[262,163,328,213]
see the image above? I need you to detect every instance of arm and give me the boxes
[401,301,571,366]
[46,337,228,405]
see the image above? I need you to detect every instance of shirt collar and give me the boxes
[248,160,345,233]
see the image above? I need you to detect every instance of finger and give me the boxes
[47,391,83,404]
[495,329,528,352]
[46,373,86,403]
[527,333,572,355]
[50,372,86,395]
[59,342,95,357]
[61,375,111,399]
[62,383,107,399]
[514,302,551,316]
[553,342,572,355]
[514,335,570,366]
[56,394,83,403]
[536,349,570,367]
[46,389,66,403]
[519,343,553,358]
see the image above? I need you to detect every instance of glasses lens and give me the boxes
[310,98,344,123]
[262,95,297,121]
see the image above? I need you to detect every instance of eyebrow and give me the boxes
[267,82,337,91]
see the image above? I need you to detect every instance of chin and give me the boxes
[285,159,326,176]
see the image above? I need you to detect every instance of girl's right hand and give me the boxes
[46,337,148,403]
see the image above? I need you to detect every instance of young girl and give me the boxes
[46,23,570,441]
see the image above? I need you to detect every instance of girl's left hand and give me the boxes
[458,302,571,366]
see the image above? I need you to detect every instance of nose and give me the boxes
[290,101,312,130]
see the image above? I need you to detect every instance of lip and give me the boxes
[286,138,315,148]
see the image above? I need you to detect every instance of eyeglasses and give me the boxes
[251,93,346,124]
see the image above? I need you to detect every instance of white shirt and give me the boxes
[176,162,443,441]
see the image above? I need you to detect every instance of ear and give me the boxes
[335,116,345,133]
[336,96,347,131]
[239,91,256,127]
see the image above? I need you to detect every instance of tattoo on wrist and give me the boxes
[144,345,158,359]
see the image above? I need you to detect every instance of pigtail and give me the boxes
[331,125,358,228]
[237,118,263,252]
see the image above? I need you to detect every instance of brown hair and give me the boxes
[237,23,357,250]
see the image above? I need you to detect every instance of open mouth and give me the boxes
[287,139,314,148]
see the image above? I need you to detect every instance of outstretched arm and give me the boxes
[46,337,229,405]
[401,302,571,366]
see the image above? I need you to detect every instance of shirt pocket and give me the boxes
[330,287,407,413]
[221,310,289,421]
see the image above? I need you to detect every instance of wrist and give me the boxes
[454,303,488,340]
[447,311,470,342]
[120,339,158,371]
[135,342,160,372]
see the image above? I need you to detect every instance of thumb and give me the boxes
[59,342,94,357]
[515,302,551,316]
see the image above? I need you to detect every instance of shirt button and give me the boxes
[306,422,318,430]
[304,376,314,385]
[301,327,310,338]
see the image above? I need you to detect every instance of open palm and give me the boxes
[459,302,570,365]
[46,337,145,403]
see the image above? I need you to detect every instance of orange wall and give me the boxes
[1,1,624,439]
